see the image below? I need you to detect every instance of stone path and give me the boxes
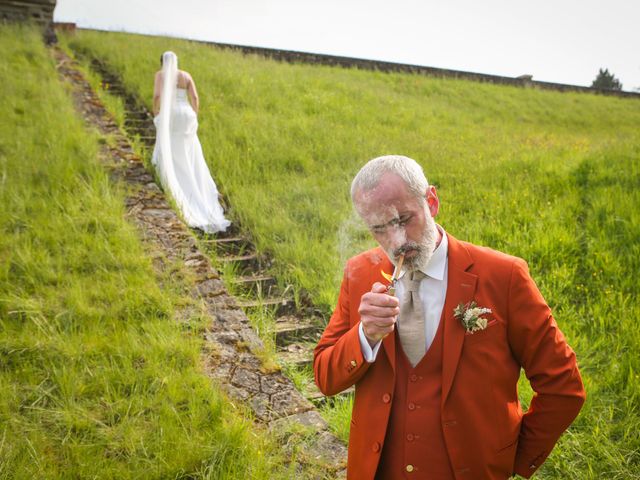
[52,46,347,477]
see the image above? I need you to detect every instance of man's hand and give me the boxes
[359,282,400,347]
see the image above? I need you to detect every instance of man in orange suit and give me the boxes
[314,155,585,479]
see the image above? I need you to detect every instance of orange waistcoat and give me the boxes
[376,317,455,479]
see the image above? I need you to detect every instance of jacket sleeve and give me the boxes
[314,263,372,396]
[507,259,586,478]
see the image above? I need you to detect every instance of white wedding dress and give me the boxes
[152,53,230,234]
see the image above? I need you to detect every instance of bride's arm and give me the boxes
[186,73,200,114]
[153,71,162,116]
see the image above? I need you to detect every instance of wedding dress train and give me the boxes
[152,88,230,233]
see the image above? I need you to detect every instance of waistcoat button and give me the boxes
[372,442,381,452]
[382,393,391,403]
[408,402,416,411]
[406,464,414,472]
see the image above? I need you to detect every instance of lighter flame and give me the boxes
[381,270,394,283]
[383,254,404,295]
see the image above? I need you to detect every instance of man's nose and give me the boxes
[384,225,406,251]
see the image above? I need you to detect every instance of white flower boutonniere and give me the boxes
[454,301,492,334]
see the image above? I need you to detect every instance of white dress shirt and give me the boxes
[359,226,449,362]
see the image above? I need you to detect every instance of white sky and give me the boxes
[54,0,640,91]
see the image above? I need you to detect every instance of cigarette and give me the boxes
[387,254,404,296]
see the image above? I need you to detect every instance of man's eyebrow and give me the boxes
[370,214,404,230]
[370,220,388,230]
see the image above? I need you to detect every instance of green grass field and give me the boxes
[0,25,302,479]
[65,29,640,479]
[3,24,639,478]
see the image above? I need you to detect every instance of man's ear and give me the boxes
[426,185,440,217]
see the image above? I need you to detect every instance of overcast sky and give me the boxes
[54,0,640,91]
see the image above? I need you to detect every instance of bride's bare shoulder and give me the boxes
[178,70,194,87]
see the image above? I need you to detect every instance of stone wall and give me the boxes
[208,40,640,99]
[59,27,639,99]
[3,1,58,44]
[54,21,75,33]
[0,0,56,25]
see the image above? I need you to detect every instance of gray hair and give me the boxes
[350,155,429,203]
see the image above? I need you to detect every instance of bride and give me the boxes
[152,51,230,233]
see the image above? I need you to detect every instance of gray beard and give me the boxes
[387,214,438,272]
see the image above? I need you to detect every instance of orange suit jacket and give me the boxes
[314,233,585,479]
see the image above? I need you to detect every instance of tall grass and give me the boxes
[0,26,295,479]
[65,29,640,478]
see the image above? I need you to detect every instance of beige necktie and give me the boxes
[398,270,426,367]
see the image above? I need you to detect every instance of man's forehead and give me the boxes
[355,173,411,203]
[355,187,416,218]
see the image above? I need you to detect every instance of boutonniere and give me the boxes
[454,301,492,334]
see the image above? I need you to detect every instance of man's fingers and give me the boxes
[366,317,396,329]
[361,310,398,339]
[362,305,400,318]
[361,291,400,308]
[363,318,396,343]
[358,285,400,342]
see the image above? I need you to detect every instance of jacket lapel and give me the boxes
[441,234,477,405]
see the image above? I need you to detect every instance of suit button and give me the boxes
[410,374,418,382]
[406,433,414,442]
[382,393,391,403]
[372,442,380,453]
[406,464,414,472]
[350,360,357,367]
[408,402,416,411]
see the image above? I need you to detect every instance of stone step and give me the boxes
[202,235,248,244]
[217,252,261,272]
[208,235,246,242]
[100,79,120,88]
[267,411,348,475]
[278,341,315,369]
[237,294,293,311]
[230,273,277,294]
[201,236,253,255]
[214,222,243,237]
[305,383,355,404]
[125,125,153,134]
[104,87,126,95]
[275,315,322,346]
[125,117,151,124]
[125,111,151,118]
[217,252,258,261]
[130,134,155,141]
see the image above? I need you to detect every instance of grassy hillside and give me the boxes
[0,26,295,479]
[67,31,638,308]
[64,29,640,478]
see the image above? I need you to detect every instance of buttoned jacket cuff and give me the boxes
[513,453,543,479]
